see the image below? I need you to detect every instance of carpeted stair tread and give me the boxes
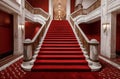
[42,44,79,47]
[46,35,75,37]
[43,41,78,44]
[38,53,83,55]
[45,37,76,39]
[46,33,74,35]
[46,34,74,35]
[47,32,73,33]
[44,39,77,41]
[32,65,90,72]
[40,47,81,51]
[38,51,83,55]
[32,20,90,72]
[39,50,83,53]
[34,59,88,65]
[43,40,77,42]
[45,36,76,38]
[36,55,85,59]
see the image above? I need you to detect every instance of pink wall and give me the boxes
[116,14,120,54]
[79,20,101,42]
[0,10,13,56]
[25,22,41,39]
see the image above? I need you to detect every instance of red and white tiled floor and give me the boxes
[0,58,120,79]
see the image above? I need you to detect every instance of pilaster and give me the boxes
[101,0,116,58]
[13,0,25,55]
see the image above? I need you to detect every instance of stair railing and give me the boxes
[71,0,101,19]
[25,0,34,14]
[70,15,99,62]
[25,0,49,19]
[24,16,50,62]
[23,0,50,61]
[70,16,102,71]
[34,8,48,19]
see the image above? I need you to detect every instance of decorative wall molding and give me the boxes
[0,0,21,14]
[108,0,120,13]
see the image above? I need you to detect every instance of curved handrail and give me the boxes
[25,0,34,14]
[71,9,87,18]
[24,15,50,52]
[76,24,89,43]
[71,0,101,19]
[69,16,99,54]
[24,0,50,52]
[34,8,49,19]
[25,0,49,19]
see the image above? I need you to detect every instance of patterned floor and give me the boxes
[0,58,120,79]
[98,60,120,79]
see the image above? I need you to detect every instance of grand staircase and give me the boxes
[32,20,91,71]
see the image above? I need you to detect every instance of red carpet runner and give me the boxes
[32,20,91,72]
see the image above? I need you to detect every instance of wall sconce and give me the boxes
[21,24,24,29]
[102,23,110,33]
[19,24,24,30]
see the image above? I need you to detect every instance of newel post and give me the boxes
[23,39,33,61]
[21,39,33,71]
[89,39,102,71]
[90,39,99,61]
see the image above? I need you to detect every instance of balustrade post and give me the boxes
[89,39,102,71]
[21,39,33,71]
[24,39,33,61]
[90,39,99,61]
